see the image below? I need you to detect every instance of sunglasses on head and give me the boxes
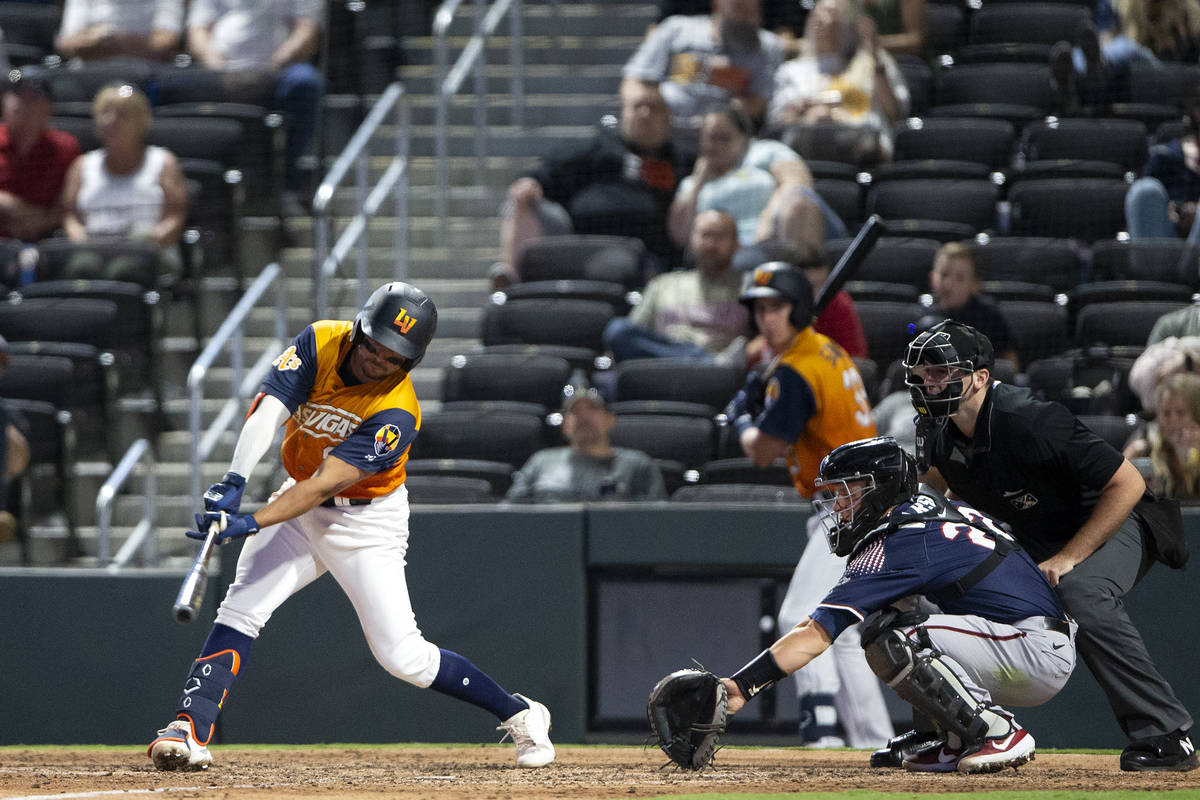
[360,337,407,366]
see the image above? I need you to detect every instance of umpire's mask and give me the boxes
[903,319,993,419]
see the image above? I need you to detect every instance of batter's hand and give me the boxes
[203,471,247,514]
[188,511,259,544]
[721,678,747,714]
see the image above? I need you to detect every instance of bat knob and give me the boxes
[173,603,197,624]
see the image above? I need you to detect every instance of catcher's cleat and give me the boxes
[957,727,1035,773]
[498,693,555,768]
[1120,731,1199,772]
[870,728,942,768]
[902,739,963,773]
[147,720,213,771]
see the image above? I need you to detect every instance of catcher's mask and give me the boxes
[739,261,815,332]
[353,282,438,372]
[812,436,918,557]
[903,319,993,419]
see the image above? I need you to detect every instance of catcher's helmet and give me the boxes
[813,436,918,557]
[354,282,438,370]
[903,319,994,419]
[739,261,814,331]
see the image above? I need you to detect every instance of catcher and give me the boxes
[649,436,1077,773]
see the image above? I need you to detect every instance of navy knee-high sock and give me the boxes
[430,649,527,721]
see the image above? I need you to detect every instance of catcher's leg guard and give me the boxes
[174,649,242,745]
[864,629,989,750]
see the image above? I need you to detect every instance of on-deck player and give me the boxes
[720,436,1077,773]
[148,282,555,771]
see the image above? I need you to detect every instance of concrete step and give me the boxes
[400,68,623,98]
[322,184,506,222]
[430,3,656,38]
[402,35,644,67]
[288,213,503,251]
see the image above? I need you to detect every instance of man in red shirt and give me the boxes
[0,68,81,242]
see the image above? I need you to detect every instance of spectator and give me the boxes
[503,378,667,503]
[55,0,184,64]
[766,0,910,166]
[1147,305,1200,345]
[923,242,1018,368]
[1127,333,1200,411]
[1123,372,1200,499]
[59,84,188,284]
[602,209,749,363]
[495,80,694,286]
[623,0,785,136]
[1125,83,1200,245]
[0,68,82,242]
[0,336,30,546]
[737,239,868,360]
[667,107,846,255]
[184,0,323,214]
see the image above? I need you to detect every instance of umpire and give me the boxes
[901,319,1195,772]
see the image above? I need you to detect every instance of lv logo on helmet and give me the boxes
[393,309,417,333]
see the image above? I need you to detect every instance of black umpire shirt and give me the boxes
[927,382,1125,562]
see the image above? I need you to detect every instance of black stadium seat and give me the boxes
[893,117,1016,169]
[1018,118,1148,172]
[441,351,573,411]
[480,297,616,353]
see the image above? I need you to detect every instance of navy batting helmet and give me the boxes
[354,282,438,370]
[739,261,814,330]
[813,436,919,557]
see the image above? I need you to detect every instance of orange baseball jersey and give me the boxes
[258,320,420,498]
[757,327,876,496]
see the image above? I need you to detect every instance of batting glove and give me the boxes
[203,471,247,514]
[187,511,260,545]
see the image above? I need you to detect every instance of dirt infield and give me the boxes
[2,746,1199,799]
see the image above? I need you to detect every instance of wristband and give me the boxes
[730,648,788,700]
[733,413,755,437]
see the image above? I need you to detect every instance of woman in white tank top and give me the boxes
[59,84,188,284]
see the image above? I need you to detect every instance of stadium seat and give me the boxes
[404,459,515,498]
[1069,281,1194,312]
[970,236,1082,292]
[893,117,1016,169]
[1007,177,1129,241]
[1129,61,1200,110]
[1009,159,1127,181]
[866,178,1000,233]
[980,280,1057,302]
[516,235,648,289]
[495,280,632,314]
[1075,301,1189,349]
[997,299,1071,364]
[1018,118,1149,172]
[481,297,617,353]
[813,176,864,229]
[405,474,497,504]
[854,300,927,367]
[1090,239,1197,287]
[609,412,717,470]
[1026,349,1139,415]
[935,62,1056,114]
[895,54,934,113]
[409,407,547,467]
[844,281,923,303]
[824,236,940,287]
[951,42,1054,64]
[869,159,993,182]
[925,2,969,55]
[441,351,573,411]
[699,457,793,486]
[968,3,1091,46]
[613,358,745,413]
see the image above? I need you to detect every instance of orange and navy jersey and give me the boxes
[259,320,419,498]
[756,328,876,496]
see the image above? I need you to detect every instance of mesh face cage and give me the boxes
[812,474,878,556]
[903,330,975,418]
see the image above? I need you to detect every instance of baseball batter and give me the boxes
[725,261,892,748]
[722,436,1077,773]
[148,283,554,771]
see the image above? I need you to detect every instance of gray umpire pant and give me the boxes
[1054,515,1193,741]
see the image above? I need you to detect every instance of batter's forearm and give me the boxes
[229,394,290,478]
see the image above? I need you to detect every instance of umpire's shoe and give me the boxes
[1120,730,1199,772]
[497,694,555,768]
[871,729,942,768]
[147,719,213,771]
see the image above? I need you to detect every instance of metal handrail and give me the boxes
[187,263,288,502]
[434,0,525,243]
[313,82,409,319]
[95,438,156,569]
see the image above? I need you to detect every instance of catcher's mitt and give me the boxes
[646,668,728,771]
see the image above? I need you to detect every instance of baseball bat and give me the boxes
[172,522,219,624]
[813,213,887,317]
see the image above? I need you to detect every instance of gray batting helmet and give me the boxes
[739,261,814,330]
[354,282,438,369]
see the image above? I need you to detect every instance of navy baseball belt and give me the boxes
[320,496,373,508]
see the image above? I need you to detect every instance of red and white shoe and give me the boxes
[957,726,1035,773]
[903,740,963,772]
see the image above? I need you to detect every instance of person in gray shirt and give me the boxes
[503,385,667,503]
